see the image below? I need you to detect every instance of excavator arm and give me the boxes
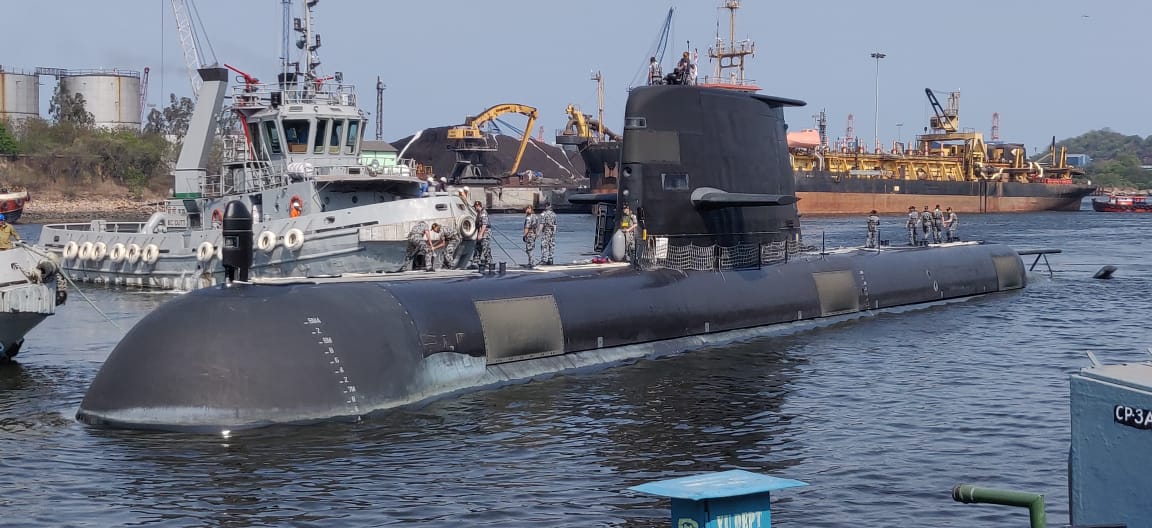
[447,103,539,176]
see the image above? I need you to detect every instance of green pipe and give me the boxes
[952,484,1046,528]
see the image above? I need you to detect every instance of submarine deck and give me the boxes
[248,242,984,287]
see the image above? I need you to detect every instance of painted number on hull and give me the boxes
[1115,405,1152,430]
[714,512,765,528]
[305,316,361,416]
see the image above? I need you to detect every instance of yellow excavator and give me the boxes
[556,104,621,145]
[447,103,538,182]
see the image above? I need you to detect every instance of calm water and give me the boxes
[3,203,1150,528]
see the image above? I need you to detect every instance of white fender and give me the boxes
[92,242,108,261]
[78,242,95,261]
[63,241,79,260]
[458,215,477,240]
[126,244,142,264]
[196,241,215,262]
[257,230,278,253]
[142,244,160,264]
[108,243,127,263]
[284,228,305,251]
[215,246,222,261]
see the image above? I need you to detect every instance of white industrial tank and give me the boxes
[0,68,40,123]
[58,69,142,129]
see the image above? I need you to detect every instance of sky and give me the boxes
[3,0,1147,154]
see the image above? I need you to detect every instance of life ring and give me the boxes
[63,241,79,260]
[211,209,223,225]
[141,244,160,264]
[196,241,216,262]
[284,228,305,251]
[126,244,142,264]
[78,242,95,261]
[92,242,108,261]
[257,230,278,253]
[108,243,126,263]
[458,215,477,240]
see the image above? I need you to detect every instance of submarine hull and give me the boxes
[78,243,1025,431]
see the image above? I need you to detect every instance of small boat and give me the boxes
[0,189,30,223]
[0,244,66,360]
[1091,193,1152,212]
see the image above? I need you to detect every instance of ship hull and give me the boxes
[794,171,1096,214]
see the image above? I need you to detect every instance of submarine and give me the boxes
[76,84,1027,432]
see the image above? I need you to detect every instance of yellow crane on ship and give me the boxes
[557,104,621,143]
[447,103,538,182]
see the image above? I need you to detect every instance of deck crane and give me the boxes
[557,104,621,143]
[171,0,214,98]
[925,88,959,133]
[447,103,538,184]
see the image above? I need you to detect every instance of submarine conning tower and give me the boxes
[620,85,806,268]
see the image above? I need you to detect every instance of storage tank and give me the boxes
[0,68,40,123]
[58,69,141,129]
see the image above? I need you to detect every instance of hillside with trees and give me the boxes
[0,90,196,200]
[1055,129,1152,190]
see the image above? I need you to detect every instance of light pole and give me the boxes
[870,52,886,153]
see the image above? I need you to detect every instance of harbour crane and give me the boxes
[925,88,959,133]
[447,104,538,183]
[556,104,621,144]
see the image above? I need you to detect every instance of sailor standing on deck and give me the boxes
[648,57,663,86]
[932,205,944,244]
[470,201,492,270]
[539,202,557,265]
[866,210,880,249]
[619,204,638,263]
[943,207,959,242]
[906,206,919,246]
[920,206,934,246]
[399,221,439,272]
[0,214,18,250]
[522,206,540,268]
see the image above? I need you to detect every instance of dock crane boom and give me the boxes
[171,0,206,97]
[448,103,538,177]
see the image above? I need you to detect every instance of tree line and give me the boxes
[0,87,197,198]
[1054,129,1152,190]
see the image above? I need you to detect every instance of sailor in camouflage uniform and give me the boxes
[399,221,436,272]
[865,209,880,248]
[620,204,639,263]
[470,201,492,269]
[538,202,557,265]
[439,222,460,269]
[522,206,540,267]
[906,206,919,246]
[943,207,959,242]
[919,206,934,245]
[932,205,944,244]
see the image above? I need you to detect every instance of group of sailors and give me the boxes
[399,201,558,272]
[648,51,697,86]
[864,205,960,248]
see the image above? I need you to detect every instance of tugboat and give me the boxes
[0,243,66,361]
[0,189,31,224]
[1091,193,1152,212]
[35,0,476,291]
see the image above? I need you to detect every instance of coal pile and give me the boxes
[391,126,586,184]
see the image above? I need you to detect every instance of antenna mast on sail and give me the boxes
[705,0,756,89]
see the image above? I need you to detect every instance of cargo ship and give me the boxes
[788,89,1097,214]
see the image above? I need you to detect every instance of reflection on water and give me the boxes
[2,211,1151,527]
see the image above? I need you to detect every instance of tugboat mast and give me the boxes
[704,0,757,90]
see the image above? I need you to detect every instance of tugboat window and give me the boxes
[283,120,310,154]
[330,120,346,154]
[313,119,329,154]
[263,121,282,155]
[345,120,361,154]
[662,173,689,191]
